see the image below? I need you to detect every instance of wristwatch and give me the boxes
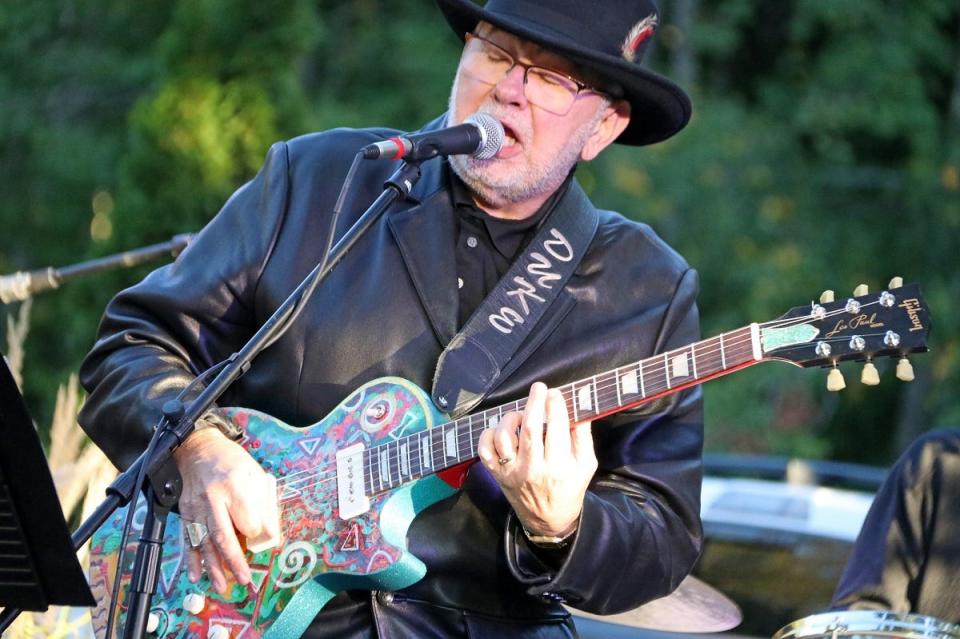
[521,520,579,549]
[193,410,244,442]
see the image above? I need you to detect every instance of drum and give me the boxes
[774,611,960,639]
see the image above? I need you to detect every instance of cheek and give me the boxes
[452,73,491,118]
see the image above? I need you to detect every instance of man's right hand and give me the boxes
[173,428,281,593]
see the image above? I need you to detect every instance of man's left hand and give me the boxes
[478,382,598,538]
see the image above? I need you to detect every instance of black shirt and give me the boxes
[449,167,573,328]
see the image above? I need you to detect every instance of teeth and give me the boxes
[504,134,517,145]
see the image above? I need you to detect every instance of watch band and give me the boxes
[521,521,578,549]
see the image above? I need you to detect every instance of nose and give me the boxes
[493,64,528,108]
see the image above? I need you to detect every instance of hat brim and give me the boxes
[436,0,691,145]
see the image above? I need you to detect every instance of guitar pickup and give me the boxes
[336,443,370,520]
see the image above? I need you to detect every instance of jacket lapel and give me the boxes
[387,158,460,346]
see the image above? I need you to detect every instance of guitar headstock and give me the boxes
[759,280,930,388]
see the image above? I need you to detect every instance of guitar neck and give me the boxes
[362,325,761,495]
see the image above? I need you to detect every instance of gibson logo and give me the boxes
[899,298,925,332]
[825,313,884,338]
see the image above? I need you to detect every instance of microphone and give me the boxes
[361,113,504,162]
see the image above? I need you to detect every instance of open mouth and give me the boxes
[498,121,521,152]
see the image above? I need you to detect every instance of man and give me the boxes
[79,1,704,637]
[832,429,960,622]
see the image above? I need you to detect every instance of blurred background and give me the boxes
[0,0,957,636]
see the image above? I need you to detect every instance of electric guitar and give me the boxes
[88,281,931,638]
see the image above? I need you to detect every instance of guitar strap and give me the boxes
[431,181,599,419]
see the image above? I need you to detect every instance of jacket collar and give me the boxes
[387,115,460,344]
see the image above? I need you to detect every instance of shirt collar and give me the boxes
[448,167,575,259]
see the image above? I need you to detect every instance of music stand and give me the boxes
[0,355,93,614]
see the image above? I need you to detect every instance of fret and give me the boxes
[595,372,615,416]
[614,367,623,407]
[690,344,698,379]
[663,352,672,390]
[591,374,599,416]
[432,427,444,470]
[571,383,580,422]
[720,332,727,369]
[639,360,646,396]
[466,415,476,458]
[365,450,375,493]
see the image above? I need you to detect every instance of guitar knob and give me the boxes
[208,625,231,639]
[827,367,846,392]
[888,276,903,289]
[861,361,880,386]
[820,290,835,303]
[896,357,915,382]
[146,612,161,634]
[183,593,206,615]
[853,284,869,297]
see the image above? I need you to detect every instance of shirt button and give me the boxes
[378,591,395,604]
[457,277,464,289]
[466,236,478,248]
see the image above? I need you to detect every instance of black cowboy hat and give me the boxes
[435,0,691,146]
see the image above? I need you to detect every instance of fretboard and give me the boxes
[361,325,760,495]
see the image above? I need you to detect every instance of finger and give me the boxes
[199,535,228,593]
[186,546,204,583]
[209,501,252,588]
[519,383,547,461]
[478,428,501,471]
[246,474,282,553]
[571,420,598,471]
[493,412,521,463]
[543,388,572,462]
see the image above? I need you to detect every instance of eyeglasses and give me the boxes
[460,32,607,115]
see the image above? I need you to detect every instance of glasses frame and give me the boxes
[461,32,609,115]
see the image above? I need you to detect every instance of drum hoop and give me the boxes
[773,611,960,639]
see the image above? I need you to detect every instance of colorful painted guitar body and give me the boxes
[88,282,932,638]
[88,377,456,639]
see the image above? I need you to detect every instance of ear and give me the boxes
[580,99,631,162]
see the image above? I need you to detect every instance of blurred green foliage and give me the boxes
[1,0,957,466]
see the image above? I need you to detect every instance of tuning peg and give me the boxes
[827,366,846,391]
[853,284,869,297]
[820,290,835,304]
[888,276,903,289]
[896,357,915,382]
[861,361,880,386]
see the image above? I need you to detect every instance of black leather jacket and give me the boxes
[79,116,704,638]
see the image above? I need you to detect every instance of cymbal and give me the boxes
[566,575,742,633]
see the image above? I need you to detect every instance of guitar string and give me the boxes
[276,332,904,504]
[272,299,904,494]
[273,305,903,496]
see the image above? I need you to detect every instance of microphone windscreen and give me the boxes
[466,113,504,160]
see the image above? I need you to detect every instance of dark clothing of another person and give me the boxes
[832,428,960,622]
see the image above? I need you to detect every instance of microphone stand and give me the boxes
[0,158,424,638]
[0,234,194,304]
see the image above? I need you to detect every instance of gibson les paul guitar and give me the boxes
[88,281,931,638]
